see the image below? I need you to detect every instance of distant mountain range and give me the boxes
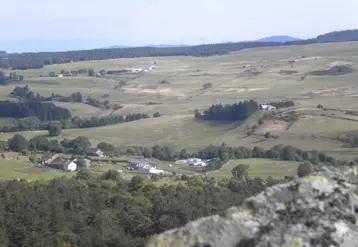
[3,29,358,70]
[255,35,301,43]
[108,44,189,49]
[106,36,301,49]
[1,29,358,53]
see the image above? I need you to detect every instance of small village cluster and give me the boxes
[39,148,208,175]
[40,147,104,172]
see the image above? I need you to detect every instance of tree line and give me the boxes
[0,113,153,133]
[7,134,92,155]
[1,29,358,70]
[10,85,84,103]
[267,100,295,109]
[4,133,339,168]
[195,99,258,122]
[0,100,71,121]
[117,143,341,169]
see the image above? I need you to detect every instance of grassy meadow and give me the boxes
[1,41,358,180]
[0,152,74,181]
[209,158,300,179]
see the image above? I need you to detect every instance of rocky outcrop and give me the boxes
[146,166,358,247]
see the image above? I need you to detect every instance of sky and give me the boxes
[0,0,357,52]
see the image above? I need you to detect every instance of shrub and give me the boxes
[264,132,271,139]
[153,112,161,118]
[297,163,312,177]
[258,118,264,125]
[317,104,324,109]
[48,124,62,137]
[203,83,213,89]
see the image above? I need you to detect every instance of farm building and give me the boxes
[136,165,164,175]
[129,159,164,174]
[174,158,207,167]
[259,104,276,110]
[129,158,153,168]
[187,158,201,165]
[86,148,104,157]
[41,152,59,165]
[46,158,77,172]
[187,158,207,167]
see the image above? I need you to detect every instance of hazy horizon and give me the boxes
[1,0,357,52]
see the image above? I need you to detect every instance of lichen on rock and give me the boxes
[146,165,358,247]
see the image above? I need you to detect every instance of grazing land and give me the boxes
[209,158,300,179]
[2,41,358,180]
[0,152,74,181]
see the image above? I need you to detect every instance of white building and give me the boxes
[192,161,208,167]
[149,167,164,174]
[187,158,202,165]
[47,158,77,172]
[259,104,276,110]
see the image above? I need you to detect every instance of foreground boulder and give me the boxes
[146,166,358,247]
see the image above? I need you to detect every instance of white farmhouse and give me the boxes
[149,167,164,174]
[47,158,77,172]
[259,104,276,110]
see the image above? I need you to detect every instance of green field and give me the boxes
[1,41,358,180]
[0,153,74,181]
[209,159,300,179]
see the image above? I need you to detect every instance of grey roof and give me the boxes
[135,166,153,174]
[50,158,70,166]
[86,147,100,153]
[47,158,72,170]
[130,158,150,165]
[41,152,57,160]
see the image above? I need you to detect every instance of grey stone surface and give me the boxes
[146,166,358,247]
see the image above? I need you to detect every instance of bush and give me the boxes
[317,104,324,109]
[159,80,169,84]
[297,163,312,177]
[252,124,258,131]
[203,83,213,89]
[181,174,189,181]
[153,112,161,118]
[150,174,160,181]
[48,124,62,137]
[9,134,29,152]
[29,152,37,163]
[21,149,30,156]
[258,118,264,125]
[264,132,271,139]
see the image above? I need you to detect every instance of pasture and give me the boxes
[209,158,301,179]
[0,153,74,181]
[1,41,358,159]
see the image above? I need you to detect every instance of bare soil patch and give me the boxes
[123,87,184,97]
[260,120,289,133]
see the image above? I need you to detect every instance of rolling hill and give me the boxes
[256,35,300,42]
